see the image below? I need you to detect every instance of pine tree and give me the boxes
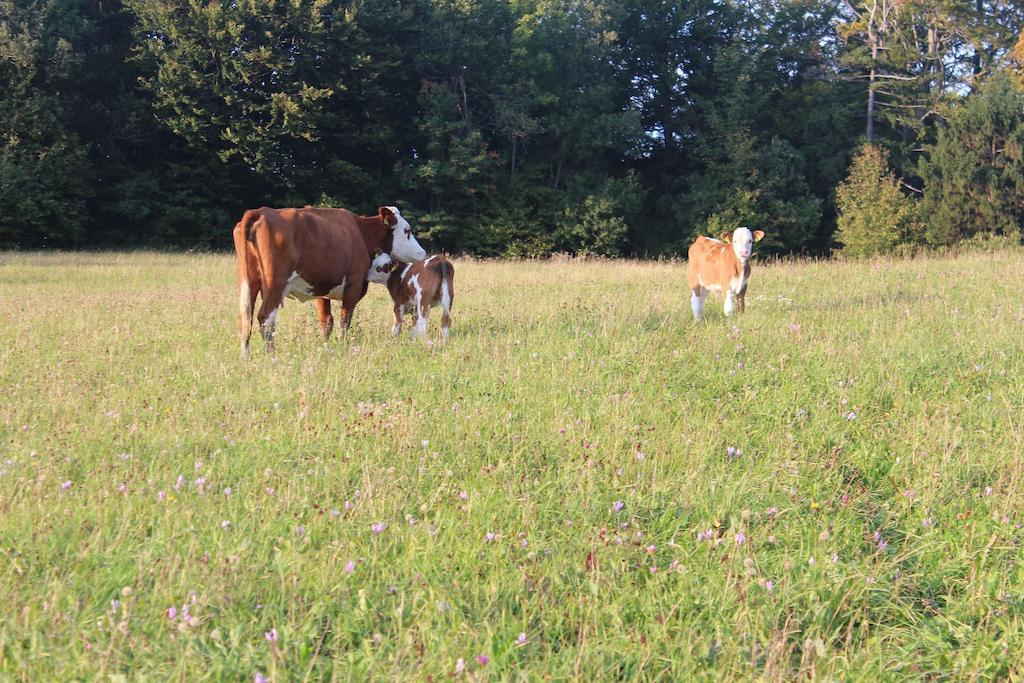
[919,73,1024,245]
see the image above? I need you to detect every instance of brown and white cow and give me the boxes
[368,253,454,339]
[688,227,765,320]
[231,205,426,356]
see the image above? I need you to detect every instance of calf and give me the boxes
[688,227,765,320]
[369,254,455,339]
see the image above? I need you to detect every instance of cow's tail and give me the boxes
[432,258,454,339]
[433,259,454,311]
[232,209,262,357]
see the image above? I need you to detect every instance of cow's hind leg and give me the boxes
[691,286,707,321]
[256,275,287,356]
[412,294,429,338]
[315,297,334,341]
[238,276,259,358]
[441,309,451,340]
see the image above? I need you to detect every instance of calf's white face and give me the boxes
[728,227,764,262]
[368,253,394,284]
[386,206,427,263]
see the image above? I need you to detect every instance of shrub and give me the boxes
[835,144,922,257]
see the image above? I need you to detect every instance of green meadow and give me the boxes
[2,250,1024,680]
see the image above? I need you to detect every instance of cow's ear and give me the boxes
[752,230,765,242]
[379,207,396,227]
[719,231,733,244]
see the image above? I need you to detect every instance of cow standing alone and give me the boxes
[688,228,765,320]
[232,205,426,356]
[369,254,455,339]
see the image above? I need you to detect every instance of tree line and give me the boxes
[2,0,1023,256]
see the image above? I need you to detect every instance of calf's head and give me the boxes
[720,227,765,263]
[368,253,396,284]
[379,206,427,263]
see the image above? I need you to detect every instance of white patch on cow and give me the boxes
[284,271,316,302]
[422,255,437,268]
[731,227,755,263]
[368,254,393,285]
[263,308,278,335]
[326,277,348,301]
[698,274,723,294]
[387,206,428,263]
[730,272,746,295]
[724,290,735,316]
[408,274,428,337]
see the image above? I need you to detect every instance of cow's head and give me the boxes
[720,227,765,263]
[367,252,396,284]
[379,206,427,263]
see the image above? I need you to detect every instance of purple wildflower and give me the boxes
[612,500,624,512]
[61,480,72,491]
[371,522,385,535]
[734,531,746,546]
[476,655,490,666]
[516,632,527,646]
[167,606,177,620]
[265,628,278,643]
[344,560,356,574]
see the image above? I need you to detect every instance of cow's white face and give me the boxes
[368,253,394,284]
[730,227,764,262]
[386,207,427,263]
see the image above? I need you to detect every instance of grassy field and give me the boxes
[2,250,1024,680]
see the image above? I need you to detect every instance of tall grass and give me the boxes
[1,250,1023,680]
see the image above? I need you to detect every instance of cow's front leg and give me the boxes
[315,297,334,341]
[392,304,404,336]
[737,285,747,313]
[724,289,736,317]
[338,279,369,338]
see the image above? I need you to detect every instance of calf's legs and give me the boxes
[690,286,707,320]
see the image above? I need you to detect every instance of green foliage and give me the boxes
[836,144,923,257]
[919,73,1024,246]
[0,0,1020,254]
[0,0,91,247]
